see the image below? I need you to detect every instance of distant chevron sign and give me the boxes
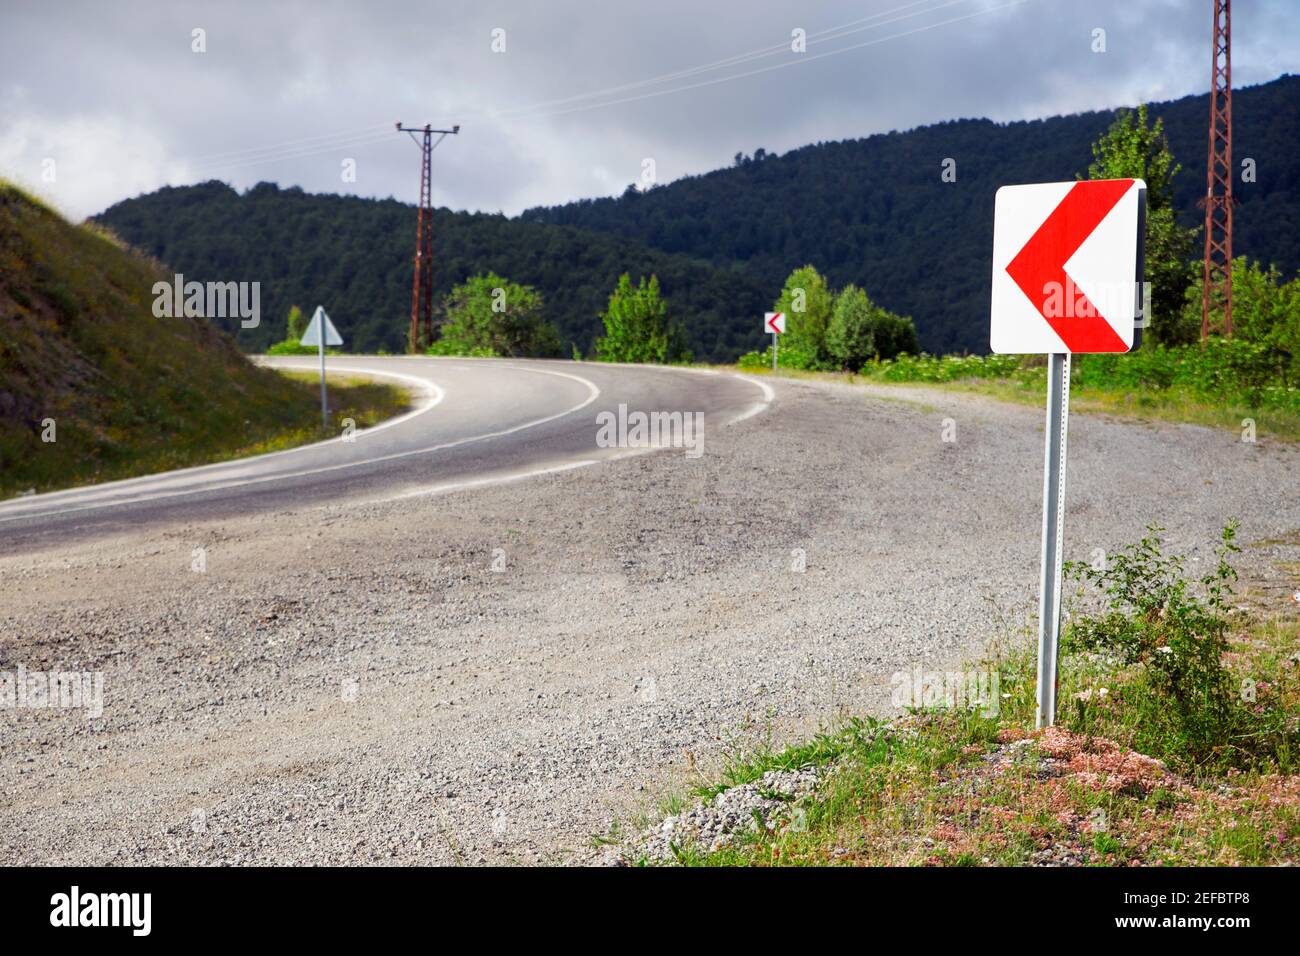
[990,179,1146,354]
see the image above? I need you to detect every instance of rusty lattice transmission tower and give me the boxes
[1201,0,1233,339]
[396,122,458,352]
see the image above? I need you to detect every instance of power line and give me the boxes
[172,0,1027,175]
[189,129,396,173]
[522,0,1029,120]
[493,0,960,117]
[178,0,979,171]
[187,123,391,165]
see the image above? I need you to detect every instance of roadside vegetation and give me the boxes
[0,182,409,499]
[739,336,1300,441]
[628,525,1300,866]
[737,107,1300,440]
[264,304,346,356]
[738,265,918,372]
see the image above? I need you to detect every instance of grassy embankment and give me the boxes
[631,526,1300,866]
[735,348,1300,441]
[0,182,409,498]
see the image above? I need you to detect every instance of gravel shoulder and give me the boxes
[2,374,1297,865]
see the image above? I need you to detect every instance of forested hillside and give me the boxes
[96,75,1300,358]
[524,74,1300,354]
[94,184,767,360]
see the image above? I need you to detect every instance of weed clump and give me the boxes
[1063,523,1297,773]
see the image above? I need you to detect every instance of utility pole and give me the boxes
[1201,0,1233,340]
[396,122,459,352]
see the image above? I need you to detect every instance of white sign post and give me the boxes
[990,178,1145,728]
[765,311,785,370]
[300,305,344,429]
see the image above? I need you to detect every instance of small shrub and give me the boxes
[865,352,1028,383]
[426,339,496,358]
[1063,523,1296,772]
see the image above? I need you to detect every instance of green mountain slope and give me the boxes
[95,184,769,361]
[0,182,360,495]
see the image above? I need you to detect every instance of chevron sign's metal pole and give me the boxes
[1036,352,1071,728]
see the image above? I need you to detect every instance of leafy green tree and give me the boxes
[1084,104,1197,345]
[433,273,562,358]
[774,265,834,368]
[594,274,690,363]
[827,284,919,370]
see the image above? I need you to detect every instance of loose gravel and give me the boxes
[1,375,1297,865]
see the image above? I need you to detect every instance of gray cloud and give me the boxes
[3,0,1297,220]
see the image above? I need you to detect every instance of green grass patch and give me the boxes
[931,377,1300,442]
[729,343,1300,441]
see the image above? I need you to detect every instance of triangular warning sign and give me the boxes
[300,306,343,347]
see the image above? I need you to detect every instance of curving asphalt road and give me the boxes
[0,357,771,547]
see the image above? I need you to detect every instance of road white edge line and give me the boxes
[380,459,601,502]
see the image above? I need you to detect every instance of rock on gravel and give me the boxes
[597,765,822,865]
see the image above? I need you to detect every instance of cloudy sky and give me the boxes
[4,0,1298,221]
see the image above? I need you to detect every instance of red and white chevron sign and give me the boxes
[765,311,785,334]
[990,179,1146,354]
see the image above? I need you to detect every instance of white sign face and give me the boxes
[765,311,786,335]
[301,306,343,347]
[990,179,1145,354]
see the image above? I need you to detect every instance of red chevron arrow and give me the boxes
[1005,179,1133,352]
[767,312,783,334]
